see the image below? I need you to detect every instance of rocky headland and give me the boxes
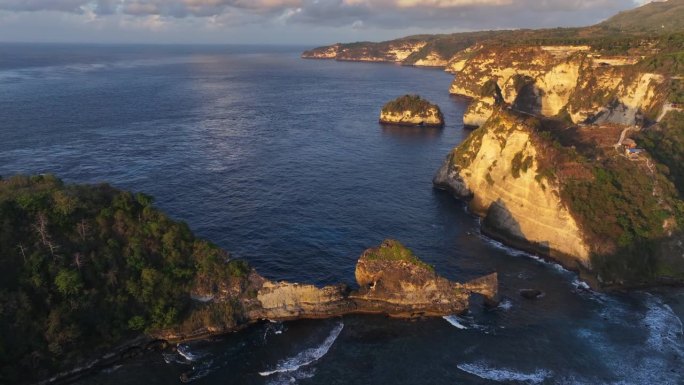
[379,95,445,127]
[305,0,684,288]
[161,239,497,342]
[0,175,496,384]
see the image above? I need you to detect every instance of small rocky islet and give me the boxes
[379,94,445,127]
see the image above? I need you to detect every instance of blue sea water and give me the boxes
[1,44,683,385]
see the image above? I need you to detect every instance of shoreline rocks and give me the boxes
[159,239,497,343]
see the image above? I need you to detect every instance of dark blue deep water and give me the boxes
[1,44,683,385]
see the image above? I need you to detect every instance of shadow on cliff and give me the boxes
[480,199,552,261]
[512,82,542,116]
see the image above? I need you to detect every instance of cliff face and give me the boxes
[161,240,497,341]
[435,108,684,287]
[449,45,667,128]
[302,40,428,63]
[379,108,444,127]
[434,111,591,268]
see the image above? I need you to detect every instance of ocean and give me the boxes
[1,43,682,385]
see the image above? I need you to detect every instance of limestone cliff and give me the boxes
[302,40,428,64]
[434,110,591,269]
[435,109,684,287]
[379,95,445,127]
[160,240,497,341]
[448,45,668,128]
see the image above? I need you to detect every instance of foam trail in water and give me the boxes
[176,344,205,362]
[479,234,570,274]
[457,361,552,384]
[259,322,344,377]
[443,315,468,329]
[643,293,683,354]
[265,367,317,385]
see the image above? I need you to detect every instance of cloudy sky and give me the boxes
[0,0,651,45]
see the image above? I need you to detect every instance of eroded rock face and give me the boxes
[161,240,497,341]
[251,281,353,320]
[352,240,496,316]
[250,240,495,320]
[449,45,665,128]
[302,41,427,63]
[434,110,591,269]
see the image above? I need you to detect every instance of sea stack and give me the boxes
[379,95,445,127]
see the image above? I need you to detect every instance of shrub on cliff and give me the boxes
[382,95,441,118]
[638,111,684,194]
[0,175,248,383]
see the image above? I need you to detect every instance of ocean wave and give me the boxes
[265,367,317,385]
[176,344,206,362]
[643,294,683,355]
[457,361,552,384]
[573,293,684,385]
[478,234,569,274]
[443,315,468,329]
[259,321,344,377]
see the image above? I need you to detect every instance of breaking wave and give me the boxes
[443,315,468,329]
[479,234,568,274]
[457,361,552,384]
[259,322,344,377]
[176,344,206,362]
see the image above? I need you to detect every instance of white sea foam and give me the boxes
[457,361,552,384]
[572,293,684,385]
[479,234,569,274]
[498,298,513,311]
[259,322,344,377]
[643,294,683,354]
[176,344,205,362]
[265,367,317,385]
[443,315,468,329]
[571,279,591,291]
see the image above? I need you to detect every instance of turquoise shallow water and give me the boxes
[1,44,683,385]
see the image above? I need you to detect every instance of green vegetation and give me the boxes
[381,95,442,119]
[562,156,684,283]
[598,0,684,33]
[365,240,434,272]
[510,151,533,178]
[0,175,249,383]
[450,125,486,169]
[638,111,684,194]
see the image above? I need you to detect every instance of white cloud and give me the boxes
[0,0,649,43]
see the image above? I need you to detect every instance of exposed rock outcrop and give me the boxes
[434,110,591,270]
[302,40,428,63]
[379,95,445,127]
[435,108,684,287]
[160,240,497,342]
[448,45,667,128]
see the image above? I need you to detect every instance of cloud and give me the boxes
[0,0,647,39]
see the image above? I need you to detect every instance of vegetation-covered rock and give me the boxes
[0,175,250,383]
[379,95,444,127]
[435,108,684,287]
[0,176,498,383]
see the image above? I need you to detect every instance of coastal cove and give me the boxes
[1,44,684,385]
